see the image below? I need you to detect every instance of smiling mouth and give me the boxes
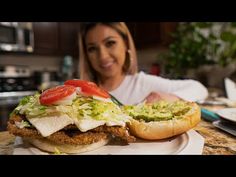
[100,62,114,69]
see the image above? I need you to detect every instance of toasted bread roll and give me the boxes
[24,137,109,154]
[126,101,201,140]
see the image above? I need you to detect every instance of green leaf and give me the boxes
[159,22,236,78]
[230,22,236,27]
[232,41,236,51]
[221,32,235,42]
[194,22,213,28]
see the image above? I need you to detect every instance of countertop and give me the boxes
[1,118,236,155]
[194,120,236,154]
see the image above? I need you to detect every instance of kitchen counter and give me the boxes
[1,118,236,155]
[194,120,236,154]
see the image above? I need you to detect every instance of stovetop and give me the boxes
[0,77,36,92]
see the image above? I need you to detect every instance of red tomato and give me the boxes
[64,79,110,98]
[82,84,110,98]
[40,85,76,105]
[64,79,96,88]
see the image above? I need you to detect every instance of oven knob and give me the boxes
[3,85,12,91]
[16,85,23,91]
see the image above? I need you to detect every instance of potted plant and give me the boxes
[159,22,236,81]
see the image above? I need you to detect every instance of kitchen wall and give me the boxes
[196,63,236,89]
[0,54,63,72]
[137,48,157,73]
[0,47,164,76]
[137,46,167,74]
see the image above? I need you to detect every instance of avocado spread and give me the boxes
[122,100,191,122]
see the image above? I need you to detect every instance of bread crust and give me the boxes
[127,102,201,140]
[24,137,109,154]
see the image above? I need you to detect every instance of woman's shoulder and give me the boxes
[127,71,154,79]
[128,71,163,81]
[124,71,164,87]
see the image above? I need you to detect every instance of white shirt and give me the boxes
[109,71,208,105]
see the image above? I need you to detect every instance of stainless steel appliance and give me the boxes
[0,22,34,53]
[0,65,37,131]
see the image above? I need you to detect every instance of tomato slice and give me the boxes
[64,79,110,98]
[64,79,96,88]
[40,85,76,105]
[82,84,110,98]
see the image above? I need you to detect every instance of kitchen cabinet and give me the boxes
[33,22,59,55]
[126,22,178,49]
[33,22,80,57]
[159,22,178,46]
[33,22,177,56]
[58,22,80,57]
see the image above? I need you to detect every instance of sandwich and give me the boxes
[7,80,135,154]
[122,100,201,140]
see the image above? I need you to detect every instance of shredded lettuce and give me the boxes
[53,147,65,155]
[12,93,48,118]
[15,120,32,129]
[14,93,131,124]
[70,96,130,123]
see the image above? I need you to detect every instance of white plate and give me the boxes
[216,108,236,123]
[13,130,204,155]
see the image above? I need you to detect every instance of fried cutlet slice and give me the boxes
[8,114,135,145]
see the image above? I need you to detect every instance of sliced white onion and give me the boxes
[75,87,82,93]
[92,95,113,103]
[53,91,76,105]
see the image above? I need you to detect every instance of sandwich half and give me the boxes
[8,81,135,154]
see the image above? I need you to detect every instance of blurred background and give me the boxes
[1,22,236,130]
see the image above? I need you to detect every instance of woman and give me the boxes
[78,22,208,105]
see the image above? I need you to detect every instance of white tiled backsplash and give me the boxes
[0,55,62,72]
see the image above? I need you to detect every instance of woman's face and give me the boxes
[85,24,127,78]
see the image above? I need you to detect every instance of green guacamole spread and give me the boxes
[122,100,191,122]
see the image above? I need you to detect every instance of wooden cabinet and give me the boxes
[126,23,161,49]
[33,22,80,57]
[159,22,178,46]
[126,22,178,49]
[33,22,59,55]
[58,22,80,57]
[32,22,178,55]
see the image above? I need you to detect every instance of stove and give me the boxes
[0,65,37,131]
[0,77,36,92]
[0,65,36,92]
